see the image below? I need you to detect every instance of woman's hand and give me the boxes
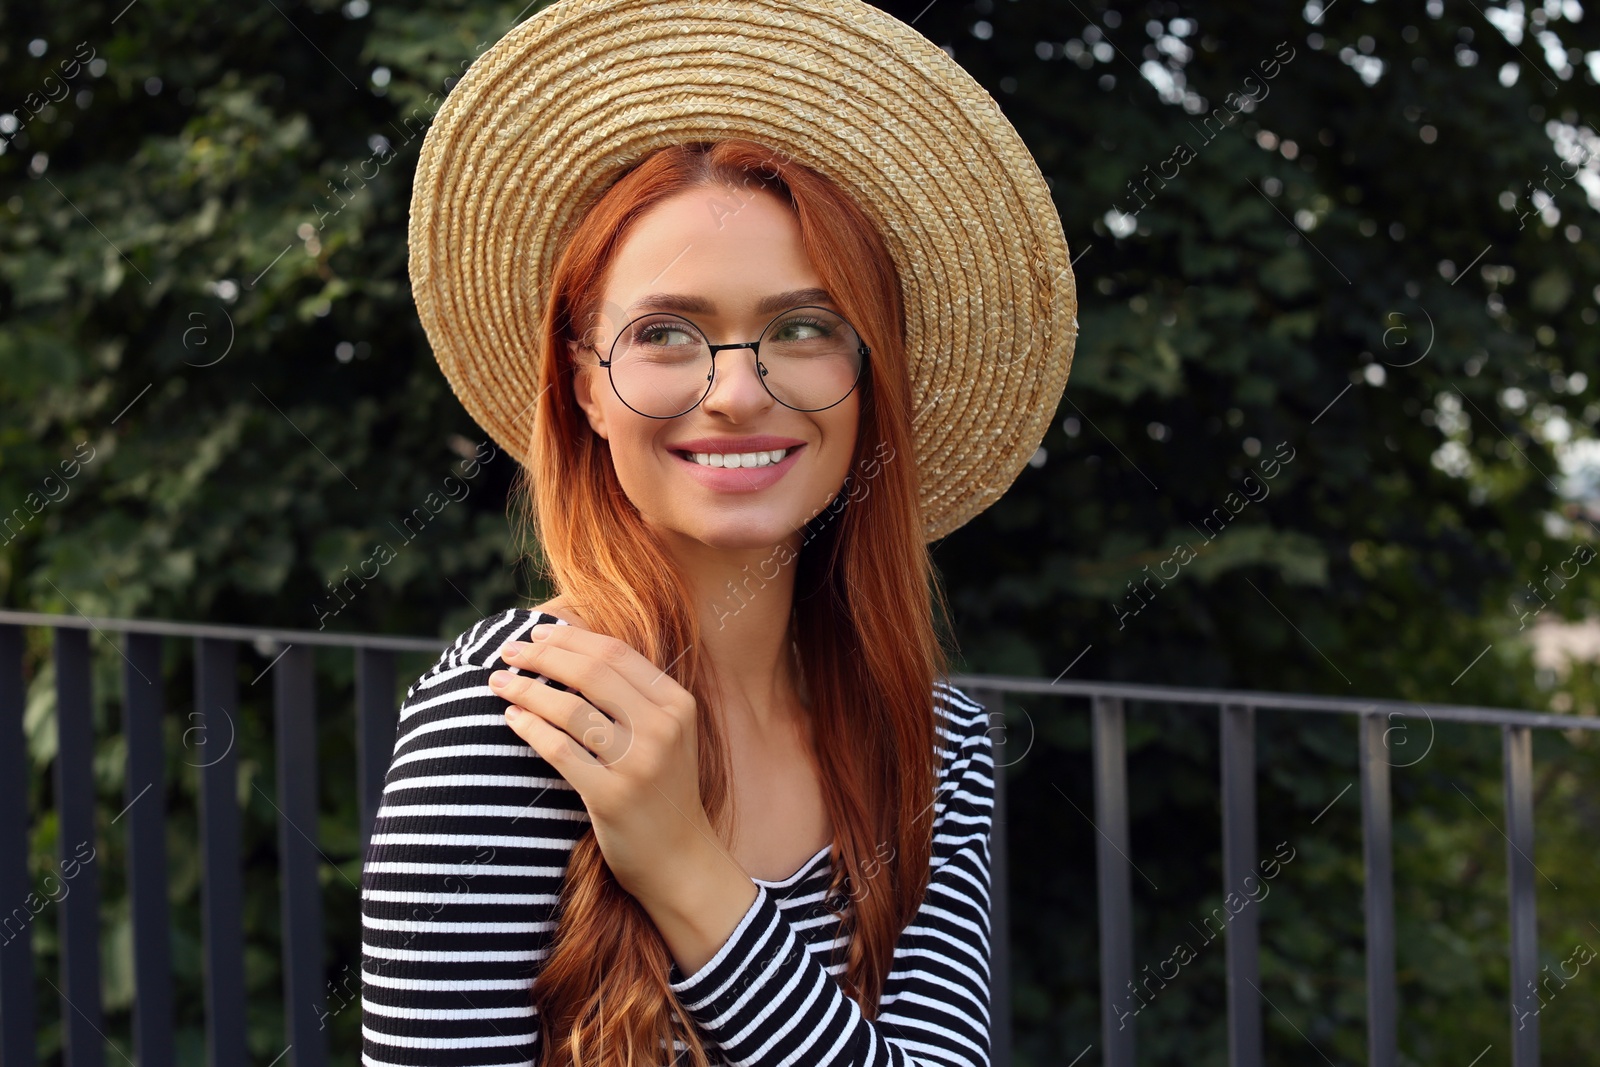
[490,623,716,904]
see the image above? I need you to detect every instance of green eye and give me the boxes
[634,322,698,346]
[771,317,831,342]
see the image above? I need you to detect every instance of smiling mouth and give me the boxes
[671,445,803,468]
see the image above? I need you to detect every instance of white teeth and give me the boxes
[686,448,791,468]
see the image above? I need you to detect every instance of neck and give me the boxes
[663,528,807,737]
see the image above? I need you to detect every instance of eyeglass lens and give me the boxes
[606,306,864,418]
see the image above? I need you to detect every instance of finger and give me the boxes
[486,667,572,715]
[517,624,687,700]
[502,702,606,785]
[499,627,686,727]
[501,642,643,733]
[492,673,630,762]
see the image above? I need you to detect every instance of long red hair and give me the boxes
[508,138,958,1066]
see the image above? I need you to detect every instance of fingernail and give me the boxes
[504,705,524,719]
[531,624,553,640]
[489,670,512,688]
[501,641,526,658]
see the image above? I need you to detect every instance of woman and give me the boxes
[362,2,1075,1065]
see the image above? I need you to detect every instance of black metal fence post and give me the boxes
[1220,703,1262,1067]
[356,646,396,865]
[122,632,174,1067]
[275,644,328,1067]
[53,627,104,1067]
[1360,712,1398,1067]
[0,624,36,1067]
[195,637,247,1067]
[1092,694,1135,1067]
[1504,724,1539,1067]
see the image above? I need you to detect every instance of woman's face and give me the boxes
[571,185,861,553]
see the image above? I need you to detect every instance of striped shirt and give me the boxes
[360,607,995,1067]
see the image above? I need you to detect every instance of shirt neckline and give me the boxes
[751,842,832,888]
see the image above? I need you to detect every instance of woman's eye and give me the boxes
[774,320,827,341]
[638,324,697,346]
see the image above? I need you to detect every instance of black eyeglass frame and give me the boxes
[581,304,872,420]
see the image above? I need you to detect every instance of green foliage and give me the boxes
[890,0,1600,1063]
[3,0,1600,1065]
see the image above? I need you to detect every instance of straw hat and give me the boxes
[408,0,1077,543]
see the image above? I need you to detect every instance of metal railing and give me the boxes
[0,607,1587,1066]
[950,673,1598,1067]
[0,609,440,1067]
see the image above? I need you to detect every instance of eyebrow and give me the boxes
[624,287,837,317]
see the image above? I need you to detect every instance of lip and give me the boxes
[668,441,806,492]
[669,435,806,453]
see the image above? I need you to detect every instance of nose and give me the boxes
[700,344,775,416]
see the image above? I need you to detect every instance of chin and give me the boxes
[702,521,798,551]
[654,512,804,553]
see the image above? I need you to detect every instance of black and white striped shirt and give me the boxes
[360,607,995,1067]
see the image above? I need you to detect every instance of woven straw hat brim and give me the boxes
[409,0,1077,542]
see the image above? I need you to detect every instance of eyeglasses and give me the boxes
[582,304,870,420]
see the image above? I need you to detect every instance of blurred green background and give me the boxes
[2,0,1600,1064]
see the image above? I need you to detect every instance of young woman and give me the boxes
[362,3,1075,1066]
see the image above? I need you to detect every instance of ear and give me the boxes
[569,342,610,442]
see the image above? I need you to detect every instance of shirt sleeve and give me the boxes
[664,682,995,1067]
[360,608,583,1067]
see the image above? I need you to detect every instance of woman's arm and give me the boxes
[665,682,995,1067]
[360,608,582,1067]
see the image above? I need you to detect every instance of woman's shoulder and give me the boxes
[931,679,990,742]
[402,602,582,704]
[925,680,996,870]
[929,679,994,787]
[527,596,590,629]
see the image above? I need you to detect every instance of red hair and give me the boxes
[508,138,957,1067]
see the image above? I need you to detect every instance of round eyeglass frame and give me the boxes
[582,304,871,420]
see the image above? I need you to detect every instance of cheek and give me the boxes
[818,410,861,492]
[597,397,663,476]
[834,403,862,466]
[613,436,665,488]
[608,428,685,517]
